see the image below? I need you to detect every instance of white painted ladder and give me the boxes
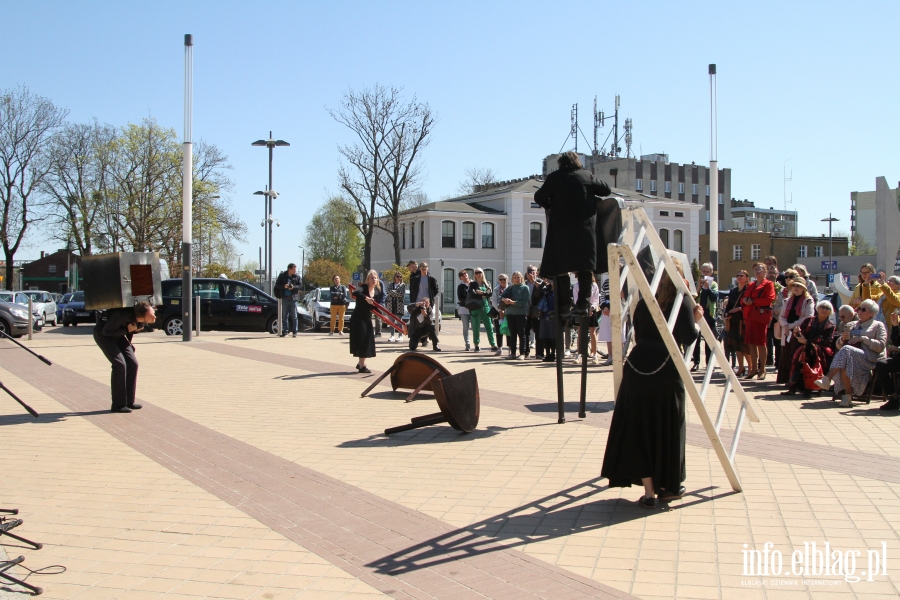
[607,205,761,492]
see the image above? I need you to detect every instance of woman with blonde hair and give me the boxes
[348,270,380,373]
[601,259,703,508]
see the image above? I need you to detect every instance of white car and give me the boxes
[305,287,356,332]
[21,290,58,326]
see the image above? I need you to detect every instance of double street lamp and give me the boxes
[822,214,840,289]
[252,132,289,296]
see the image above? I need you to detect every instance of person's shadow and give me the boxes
[0,410,110,426]
[366,478,733,575]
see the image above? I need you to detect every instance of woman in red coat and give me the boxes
[742,263,776,380]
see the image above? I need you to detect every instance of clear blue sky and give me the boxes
[5,0,898,265]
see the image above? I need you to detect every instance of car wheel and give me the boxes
[63,321,70,327]
[267,316,278,335]
[313,319,321,332]
[0,318,9,337]
[164,316,184,336]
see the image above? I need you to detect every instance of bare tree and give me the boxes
[377,97,435,265]
[456,166,499,196]
[329,85,418,271]
[42,120,115,256]
[0,86,67,288]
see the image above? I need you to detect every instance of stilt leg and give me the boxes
[554,276,567,424]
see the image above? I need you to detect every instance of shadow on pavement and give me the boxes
[0,410,111,426]
[525,400,615,414]
[337,425,506,447]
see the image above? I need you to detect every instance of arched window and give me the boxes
[419,221,425,248]
[410,222,415,249]
[442,268,455,313]
[442,221,455,248]
[530,222,543,248]
[482,223,495,249]
[401,223,406,249]
[462,221,475,248]
[660,228,670,249]
[484,269,494,286]
[673,229,684,253]
[463,267,475,280]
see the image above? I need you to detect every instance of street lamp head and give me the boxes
[253,190,267,196]
[274,140,290,147]
[251,140,268,147]
[268,190,279,199]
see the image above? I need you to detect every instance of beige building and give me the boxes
[699,231,849,287]
[851,180,900,252]
[729,199,797,237]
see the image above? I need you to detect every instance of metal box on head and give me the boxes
[82,252,163,310]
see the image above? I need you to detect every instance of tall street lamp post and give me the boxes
[298,245,305,290]
[252,132,289,296]
[182,33,194,342]
[822,214,839,288]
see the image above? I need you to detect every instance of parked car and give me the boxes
[297,303,313,330]
[21,290,58,326]
[0,291,44,328]
[155,278,281,335]
[62,291,97,326]
[305,287,356,332]
[56,292,74,321]
[0,301,34,338]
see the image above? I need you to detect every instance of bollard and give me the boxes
[277,298,283,336]
[195,295,201,336]
[27,297,33,340]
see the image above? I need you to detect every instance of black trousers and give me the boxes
[493,317,506,349]
[409,323,438,350]
[507,314,528,356]
[93,331,138,410]
[692,314,716,365]
[875,354,900,397]
[526,316,546,356]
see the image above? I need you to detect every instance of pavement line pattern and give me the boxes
[196,340,900,485]
[0,348,634,600]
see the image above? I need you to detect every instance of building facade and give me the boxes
[542,153,731,236]
[730,199,797,237]
[699,232,848,287]
[371,177,702,312]
[851,180,899,249]
[21,249,83,292]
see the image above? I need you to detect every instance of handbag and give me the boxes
[465,288,484,311]
[499,317,510,336]
[802,357,823,390]
[748,306,773,325]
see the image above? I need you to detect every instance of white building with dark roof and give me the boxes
[370,176,701,312]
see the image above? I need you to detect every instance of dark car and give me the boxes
[57,292,74,321]
[62,291,97,326]
[0,301,33,338]
[156,278,280,335]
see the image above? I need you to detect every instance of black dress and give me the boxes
[349,285,376,358]
[601,298,699,494]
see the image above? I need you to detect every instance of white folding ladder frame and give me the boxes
[607,205,760,492]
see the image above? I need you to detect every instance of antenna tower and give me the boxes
[570,103,578,153]
[592,96,599,155]
[783,160,792,211]
[624,118,633,158]
[612,95,620,157]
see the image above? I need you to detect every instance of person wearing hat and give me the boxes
[776,276,815,384]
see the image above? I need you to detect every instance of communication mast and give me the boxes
[624,118,633,158]
[570,103,578,153]
[612,95,620,157]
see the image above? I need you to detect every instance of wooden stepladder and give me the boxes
[607,206,761,492]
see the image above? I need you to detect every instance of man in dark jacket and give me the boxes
[534,151,612,314]
[274,263,301,337]
[93,301,156,413]
[409,261,441,350]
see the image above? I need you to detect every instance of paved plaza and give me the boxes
[1,321,899,599]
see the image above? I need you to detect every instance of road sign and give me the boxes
[821,260,838,271]
[827,273,834,284]
[254,269,265,275]
[352,272,362,281]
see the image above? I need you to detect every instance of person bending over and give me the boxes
[93,301,156,413]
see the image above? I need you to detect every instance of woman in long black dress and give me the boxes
[601,262,702,509]
[349,270,379,373]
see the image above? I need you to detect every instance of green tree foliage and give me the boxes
[381,263,412,284]
[303,196,362,273]
[305,258,350,288]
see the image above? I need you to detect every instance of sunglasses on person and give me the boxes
[498,277,507,281]
[736,274,747,278]
[858,307,869,313]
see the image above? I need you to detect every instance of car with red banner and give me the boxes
[155,278,281,335]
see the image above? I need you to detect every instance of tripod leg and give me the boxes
[0,529,43,550]
[0,509,18,515]
[0,382,39,418]
[554,276,567,424]
[0,560,43,596]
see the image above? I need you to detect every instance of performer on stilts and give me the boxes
[534,151,621,421]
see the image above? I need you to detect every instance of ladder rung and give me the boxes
[714,379,732,434]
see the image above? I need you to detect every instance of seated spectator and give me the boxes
[782,300,835,398]
[850,263,880,308]
[815,299,887,407]
[875,310,900,411]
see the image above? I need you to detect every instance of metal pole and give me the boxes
[829,214,834,282]
[195,294,201,336]
[268,134,274,297]
[277,297,283,336]
[181,34,194,342]
[27,297,33,340]
[708,64,718,276]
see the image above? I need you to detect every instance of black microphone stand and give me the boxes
[0,329,49,418]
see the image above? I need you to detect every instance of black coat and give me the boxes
[534,167,611,277]
[409,273,439,306]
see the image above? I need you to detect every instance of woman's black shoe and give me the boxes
[542,354,555,362]
[358,366,372,374]
[355,364,362,371]
[657,486,686,501]
[780,388,796,396]
[638,495,656,509]
[690,362,699,372]
[473,346,480,352]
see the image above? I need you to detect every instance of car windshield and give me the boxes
[62,293,73,302]
[319,290,331,301]
[23,292,44,300]
[71,292,84,302]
